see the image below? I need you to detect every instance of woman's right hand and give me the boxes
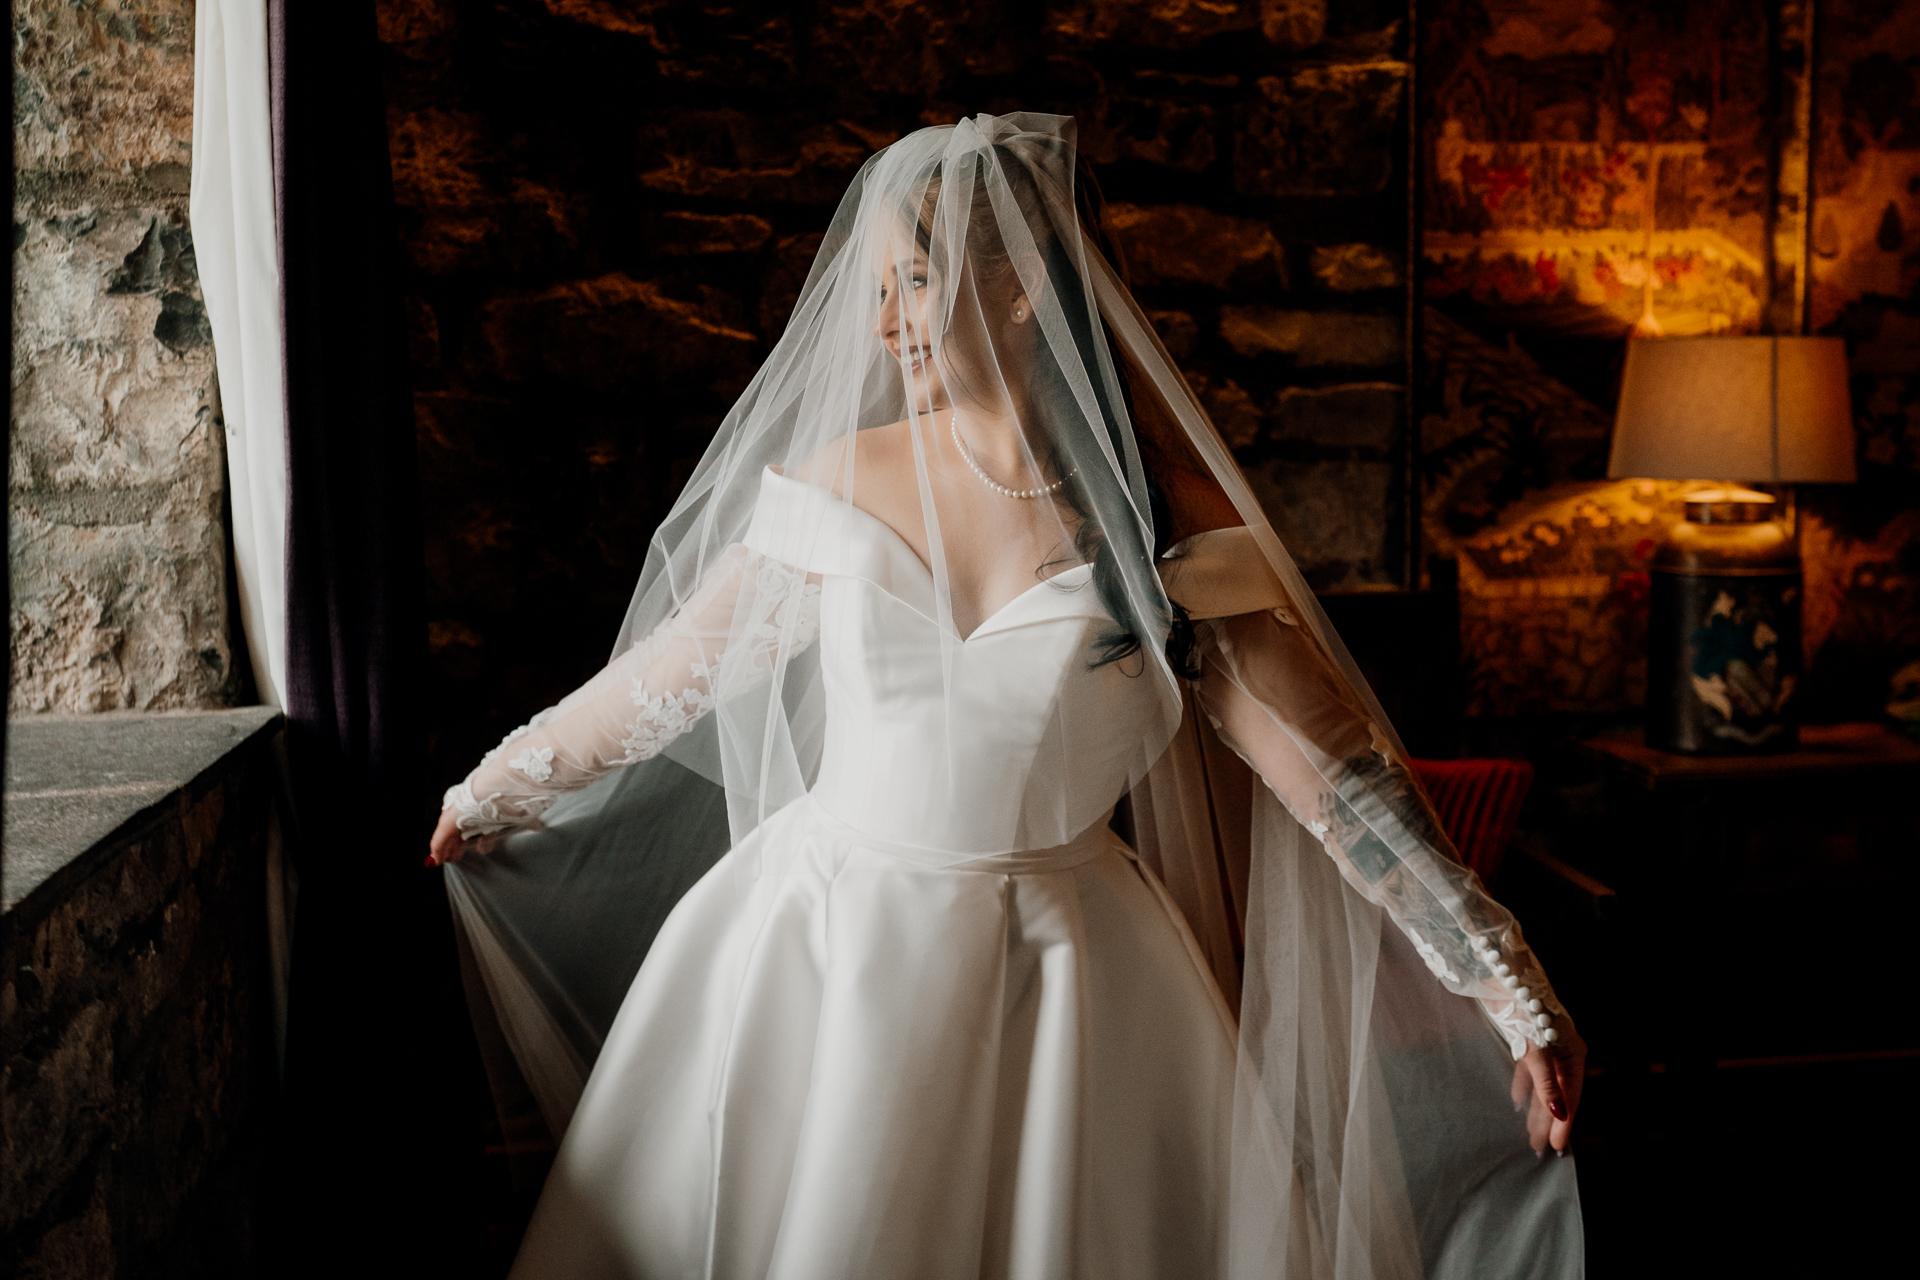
[427,807,470,866]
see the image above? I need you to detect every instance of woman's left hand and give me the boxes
[1522,1022,1588,1155]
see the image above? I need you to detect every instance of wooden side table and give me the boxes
[1578,721,1920,901]
[1579,721,1920,793]
[1573,722,1920,1083]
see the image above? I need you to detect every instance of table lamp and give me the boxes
[1609,336,1855,755]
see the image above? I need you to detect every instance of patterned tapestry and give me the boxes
[1422,0,1774,344]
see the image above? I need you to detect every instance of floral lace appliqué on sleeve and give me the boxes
[443,548,821,839]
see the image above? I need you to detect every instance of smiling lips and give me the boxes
[900,343,932,376]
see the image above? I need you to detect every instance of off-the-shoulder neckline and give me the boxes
[756,466,1098,643]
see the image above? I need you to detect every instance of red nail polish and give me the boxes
[1550,1100,1567,1121]
[424,855,437,867]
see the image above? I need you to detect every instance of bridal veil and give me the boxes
[442,113,1582,1278]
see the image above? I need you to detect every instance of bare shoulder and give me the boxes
[787,419,914,496]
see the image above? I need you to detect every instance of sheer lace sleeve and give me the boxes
[1191,607,1570,1059]
[443,545,822,838]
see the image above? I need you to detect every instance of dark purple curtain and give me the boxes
[3,63,11,827]
[268,3,480,1267]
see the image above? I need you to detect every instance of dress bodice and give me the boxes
[743,467,1170,855]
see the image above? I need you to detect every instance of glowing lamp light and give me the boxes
[1608,336,1855,755]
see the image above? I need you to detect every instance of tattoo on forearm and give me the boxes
[1316,754,1446,886]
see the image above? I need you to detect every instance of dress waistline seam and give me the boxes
[802,795,1118,874]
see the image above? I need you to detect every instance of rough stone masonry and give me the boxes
[10,0,240,715]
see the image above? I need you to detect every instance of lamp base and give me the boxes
[1645,491,1801,756]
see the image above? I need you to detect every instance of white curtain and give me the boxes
[191,0,288,712]
[192,0,295,1073]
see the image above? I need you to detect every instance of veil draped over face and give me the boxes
[443,114,1581,1278]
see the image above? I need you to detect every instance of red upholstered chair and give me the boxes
[1407,758,1535,890]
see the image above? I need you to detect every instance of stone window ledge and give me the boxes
[2,706,284,1278]
[3,707,282,917]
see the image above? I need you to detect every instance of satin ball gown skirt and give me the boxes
[509,796,1240,1280]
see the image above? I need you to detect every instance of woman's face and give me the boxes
[870,210,1030,421]
[870,219,950,414]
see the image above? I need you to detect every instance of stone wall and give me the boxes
[10,0,240,715]
[375,0,1418,788]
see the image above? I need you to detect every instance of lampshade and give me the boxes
[1608,336,1856,483]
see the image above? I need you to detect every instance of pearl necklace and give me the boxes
[949,415,1075,500]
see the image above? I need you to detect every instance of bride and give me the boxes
[427,113,1586,1279]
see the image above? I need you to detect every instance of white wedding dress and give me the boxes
[449,465,1579,1278]
[504,468,1240,1279]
